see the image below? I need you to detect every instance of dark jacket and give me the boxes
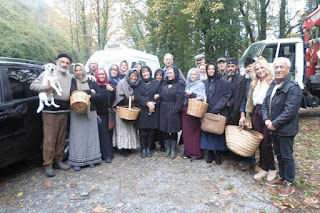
[204,77,231,120]
[261,75,302,136]
[229,73,247,124]
[134,79,161,129]
[96,85,115,115]
[70,78,102,111]
[159,79,186,133]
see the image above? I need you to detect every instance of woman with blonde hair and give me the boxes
[245,56,276,181]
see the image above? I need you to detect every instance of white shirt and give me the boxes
[252,80,270,106]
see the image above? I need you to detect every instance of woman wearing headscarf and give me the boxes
[182,68,207,161]
[68,63,102,171]
[153,68,166,152]
[119,60,129,79]
[200,62,231,165]
[134,66,161,158]
[94,68,116,163]
[112,69,140,157]
[159,66,186,159]
[108,64,121,89]
[245,56,276,181]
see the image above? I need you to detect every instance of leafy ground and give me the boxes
[0,108,319,212]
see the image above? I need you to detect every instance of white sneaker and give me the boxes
[267,170,277,181]
[253,170,268,180]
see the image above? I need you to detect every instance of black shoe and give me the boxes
[206,150,214,163]
[160,145,165,152]
[53,162,70,170]
[122,149,129,157]
[146,148,152,157]
[141,148,147,158]
[215,151,222,165]
[190,157,198,162]
[105,158,112,163]
[45,165,55,177]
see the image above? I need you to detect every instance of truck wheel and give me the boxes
[306,95,319,107]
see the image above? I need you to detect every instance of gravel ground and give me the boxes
[0,147,278,213]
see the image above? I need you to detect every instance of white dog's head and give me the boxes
[43,63,56,74]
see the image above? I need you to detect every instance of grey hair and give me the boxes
[273,57,291,68]
[163,53,174,60]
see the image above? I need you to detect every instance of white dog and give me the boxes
[37,63,63,113]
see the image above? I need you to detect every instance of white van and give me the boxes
[85,44,160,74]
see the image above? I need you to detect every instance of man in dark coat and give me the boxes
[262,57,302,197]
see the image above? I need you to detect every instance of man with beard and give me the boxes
[88,60,99,75]
[31,54,73,177]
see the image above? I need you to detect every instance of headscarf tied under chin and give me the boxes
[73,63,89,90]
[206,62,220,81]
[95,68,109,87]
[124,69,140,87]
[186,68,207,101]
[108,64,120,87]
[165,65,180,84]
[140,65,153,83]
[154,68,164,82]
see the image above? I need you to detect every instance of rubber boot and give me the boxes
[146,135,153,157]
[206,150,214,163]
[215,150,222,165]
[140,136,147,158]
[164,140,171,157]
[170,140,177,159]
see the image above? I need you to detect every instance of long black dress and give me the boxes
[96,85,115,161]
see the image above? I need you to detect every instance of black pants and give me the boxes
[139,129,155,149]
[98,113,113,160]
[163,132,178,141]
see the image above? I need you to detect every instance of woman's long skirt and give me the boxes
[182,107,202,158]
[69,110,102,166]
[200,131,228,151]
[98,113,113,160]
[113,110,139,149]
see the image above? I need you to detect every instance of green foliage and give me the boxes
[0,0,79,63]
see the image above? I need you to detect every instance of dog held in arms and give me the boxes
[37,63,63,113]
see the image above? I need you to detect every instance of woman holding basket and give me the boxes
[112,69,140,157]
[200,62,231,165]
[245,56,276,181]
[182,68,206,161]
[134,66,161,158]
[159,66,186,159]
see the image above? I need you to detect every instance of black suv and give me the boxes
[0,57,44,168]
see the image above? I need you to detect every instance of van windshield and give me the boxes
[239,42,266,67]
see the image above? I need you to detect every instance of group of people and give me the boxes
[30,52,302,197]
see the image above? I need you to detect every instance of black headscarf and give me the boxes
[165,65,180,84]
[140,65,153,83]
[124,69,140,87]
[154,68,164,82]
[206,62,220,81]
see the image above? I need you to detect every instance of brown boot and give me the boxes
[279,181,295,197]
[265,177,284,186]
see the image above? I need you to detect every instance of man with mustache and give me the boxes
[31,54,73,177]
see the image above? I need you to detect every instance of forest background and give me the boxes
[0,0,319,73]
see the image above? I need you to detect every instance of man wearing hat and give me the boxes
[31,54,73,177]
[194,54,205,67]
[217,57,227,75]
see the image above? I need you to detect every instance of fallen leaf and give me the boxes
[16,192,23,197]
[304,197,319,205]
[93,204,107,213]
[70,182,77,188]
[43,181,52,187]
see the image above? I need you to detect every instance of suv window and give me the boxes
[7,67,39,100]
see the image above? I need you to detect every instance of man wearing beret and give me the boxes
[31,54,73,177]
[194,54,205,67]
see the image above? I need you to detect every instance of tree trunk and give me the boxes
[81,0,90,59]
[258,0,269,40]
[239,0,255,43]
[279,0,286,38]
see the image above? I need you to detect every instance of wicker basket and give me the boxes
[70,90,90,113]
[225,125,264,157]
[187,99,208,118]
[116,96,140,120]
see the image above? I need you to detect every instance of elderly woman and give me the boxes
[182,68,207,161]
[200,62,231,165]
[119,60,129,79]
[112,69,140,157]
[69,63,102,171]
[94,68,115,163]
[159,66,186,159]
[134,66,161,158]
[153,68,166,152]
[108,64,121,89]
[245,56,276,181]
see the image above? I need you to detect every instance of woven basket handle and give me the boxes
[129,96,132,109]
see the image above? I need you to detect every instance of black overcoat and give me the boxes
[159,79,186,133]
[134,79,161,129]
